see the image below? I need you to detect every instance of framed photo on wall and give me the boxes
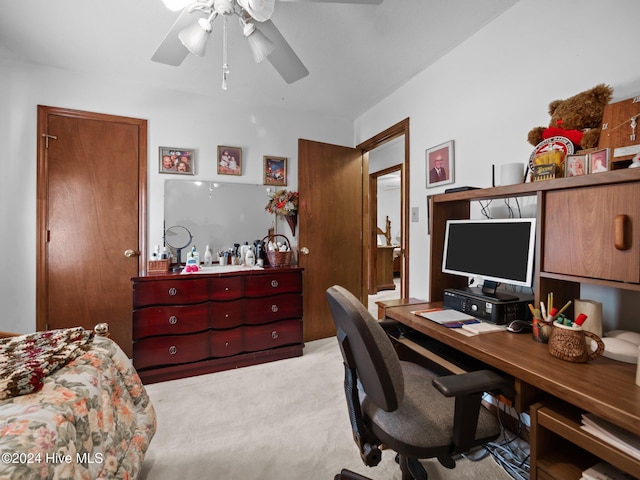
[426,140,454,188]
[217,146,242,176]
[263,156,287,186]
[589,148,609,174]
[565,154,587,177]
[159,147,195,175]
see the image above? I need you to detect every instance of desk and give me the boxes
[385,301,640,480]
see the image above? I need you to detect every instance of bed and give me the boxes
[0,325,156,479]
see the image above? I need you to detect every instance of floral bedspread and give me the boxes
[0,335,156,479]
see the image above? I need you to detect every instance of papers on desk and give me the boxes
[580,414,640,461]
[412,308,479,328]
[461,322,507,335]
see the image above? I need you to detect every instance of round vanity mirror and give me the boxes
[164,225,192,272]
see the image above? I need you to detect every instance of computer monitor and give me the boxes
[442,218,536,295]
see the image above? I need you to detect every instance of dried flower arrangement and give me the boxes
[265,189,298,217]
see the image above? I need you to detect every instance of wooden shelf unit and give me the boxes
[420,168,640,480]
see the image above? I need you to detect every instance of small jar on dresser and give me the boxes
[131,267,303,383]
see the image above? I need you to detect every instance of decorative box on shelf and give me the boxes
[147,259,170,273]
[598,94,640,169]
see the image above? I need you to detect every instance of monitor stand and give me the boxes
[452,281,520,303]
[478,280,519,302]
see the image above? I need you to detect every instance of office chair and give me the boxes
[326,285,512,480]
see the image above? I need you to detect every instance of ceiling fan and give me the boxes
[152,0,383,86]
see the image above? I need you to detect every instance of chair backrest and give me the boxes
[326,285,404,412]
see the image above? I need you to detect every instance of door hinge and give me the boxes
[47,230,51,242]
[42,134,58,148]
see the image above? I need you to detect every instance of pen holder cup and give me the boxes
[548,322,604,362]
[532,319,551,343]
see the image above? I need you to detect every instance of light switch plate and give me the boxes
[411,207,419,222]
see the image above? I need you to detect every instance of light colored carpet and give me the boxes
[139,337,514,480]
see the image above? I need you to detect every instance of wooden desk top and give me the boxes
[386,302,640,437]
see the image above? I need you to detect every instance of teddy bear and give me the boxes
[527,84,613,151]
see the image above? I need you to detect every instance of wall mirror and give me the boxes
[164,180,275,256]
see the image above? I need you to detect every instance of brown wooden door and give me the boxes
[36,106,147,357]
[298,139,364,341]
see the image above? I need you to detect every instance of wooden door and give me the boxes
[36,106,147,357]
[298,139,364,341]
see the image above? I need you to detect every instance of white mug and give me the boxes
[500,163,525,186]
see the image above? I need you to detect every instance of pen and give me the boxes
[540,301,548,322]
[548,292,553,317]
[549,300,572,323]
[528,303,536,316]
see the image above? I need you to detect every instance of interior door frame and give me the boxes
[368,164,402,295]
[357,118,410,299]
[35,105,148,332]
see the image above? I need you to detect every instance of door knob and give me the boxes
[124,249,140,258]
[300,247,310,255]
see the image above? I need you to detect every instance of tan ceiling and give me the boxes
[0,0,519,120]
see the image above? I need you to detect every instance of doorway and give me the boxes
[368,165,402,307]
[358,119,410,308]
[36,106,147,357]
[297,119,409,341]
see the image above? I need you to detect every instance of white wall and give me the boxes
[0,59,352,334]
[355,0,640,328]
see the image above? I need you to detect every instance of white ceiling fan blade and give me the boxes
[258,20,309,84]
[277,0,382,4]
[151,9,207,66]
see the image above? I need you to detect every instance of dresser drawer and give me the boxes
[244,293,302,324]
[210,327,243,357]
[210,276,243,300]
[133,278,209,307]
[133,303,210,339]
[211,300,243,329]
[243,319,302,352]
[244,272,301,297]
[133,332,210,370]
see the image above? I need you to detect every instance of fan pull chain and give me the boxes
[222,15,229,90]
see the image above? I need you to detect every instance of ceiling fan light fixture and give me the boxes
[237,0,275,22]
[241,20,275,63]
[179,14,216,56]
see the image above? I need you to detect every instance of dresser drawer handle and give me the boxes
[225,341,230,347]
[271,304,279,313]
[272,331,279,340]
[168,287,178,296]
[271,280,279,288]
[168,315,178,325]
[168,345,177,355]
[225,286,229,291]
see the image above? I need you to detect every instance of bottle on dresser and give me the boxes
[188,246,200,265]
[204,245,213,267]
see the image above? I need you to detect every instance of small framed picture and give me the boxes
[263,156,287,186]
[159,147,195,175]
[217,146,242,176]
[426,140,454,188]
[565,154,587,177]
[589,148,609,174]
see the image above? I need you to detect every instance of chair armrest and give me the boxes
[432,370,512,398]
